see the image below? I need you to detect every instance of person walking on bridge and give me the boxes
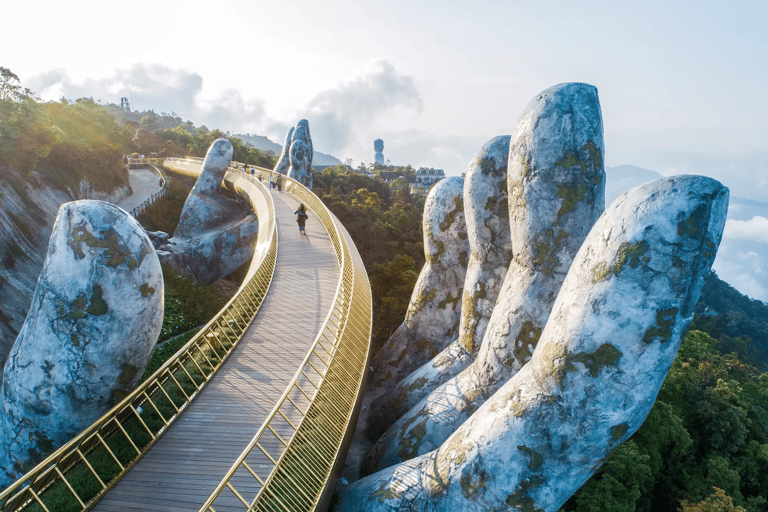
[294,204,309,235]
[276,174,283,192]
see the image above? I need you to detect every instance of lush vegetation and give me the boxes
[313,165,426,353]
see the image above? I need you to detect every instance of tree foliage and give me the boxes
[313,166,426,353]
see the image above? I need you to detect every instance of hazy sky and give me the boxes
[4,0,767,299]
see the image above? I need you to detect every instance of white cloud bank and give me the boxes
[723,216,768,243]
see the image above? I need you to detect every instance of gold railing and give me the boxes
[0,162,277,512]
[199,172,373,512]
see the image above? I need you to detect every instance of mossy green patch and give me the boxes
[459,250,469,268]
[556,183,589,223]
[140,283,156,298]
[517,445,544,471]
[68,222,139,269]
[565,343,623,377]
[533,229,567,276]
[485,195,498,212]
[610,422,629,440]
[86,285,108,316]
[642,307,678,344]
[460,470,487,500]
[439,196,463,232]
[514,320,542,363]
[67,293,88,320]
[521,154,533,178]
[398,414,429,461]
[438,291,461,310]
[70,333,80,347]
[591,240,649,283]
[480,154,506,178]
[677,203,709,238]
[505,476,546,512]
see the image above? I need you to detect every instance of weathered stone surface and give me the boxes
[273,126,294,175]
[363,83,605,473]
[335,175,728,511]
[150,139,259,284]
[363,135,511,445]
[274,120,314,184]
[288,119,313,184]
[367,177,468,394]
[0,200,164,486]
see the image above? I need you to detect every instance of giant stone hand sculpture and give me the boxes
[150,138,259,284]
[274,119,314,185]
[337,174,728,511]
[341,82,728,511]
[363,83,605,472]
[0,200,163,486]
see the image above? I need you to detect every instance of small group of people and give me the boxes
[267,173,283,192]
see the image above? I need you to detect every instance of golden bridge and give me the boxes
[0,159,373,512]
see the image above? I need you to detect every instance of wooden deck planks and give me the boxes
[92,191,339,512]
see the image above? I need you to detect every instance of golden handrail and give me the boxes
[199,171,373,512]
[0,161,277,512]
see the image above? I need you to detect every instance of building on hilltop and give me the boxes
[410,167,445,194]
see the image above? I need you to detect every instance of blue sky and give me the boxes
[3,0,767,299]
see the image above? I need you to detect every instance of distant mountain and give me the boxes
[233,133,342,169]
[605,165,664,204]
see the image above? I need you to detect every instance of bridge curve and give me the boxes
[0,161,372,512]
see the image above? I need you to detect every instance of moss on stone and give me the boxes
[70,333,80,347]
[505,476,546,512]
[460,470,487,500]
[397,414,429,461]
[556,183,589,223]
[140,283,156,298]
[677,203,709,238]
[610,422,629,440]
[86,285,108,316]
[642,308,678,344]
[67,293,88,320]
[591,240,650,283]
[68,222,138,270]
[439,291,461,310]
[533,230,567,276]
[565,343,623,377]
[521,155,533,178]
[459,250,469,268]
[514,320,542,363]
[517,445,544,471]
[439,196,463,232]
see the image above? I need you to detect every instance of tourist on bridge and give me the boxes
[295,204,309,235]
[269,175,275,190]
[276,174,283,192]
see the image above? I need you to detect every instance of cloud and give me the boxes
[723,216,768,243]
[287,59,423,160]
[27,64,265,132]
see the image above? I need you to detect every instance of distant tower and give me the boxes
[374,139,385,165]
[120,97,131,112]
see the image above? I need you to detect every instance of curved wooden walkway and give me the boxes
[93,191,339,511]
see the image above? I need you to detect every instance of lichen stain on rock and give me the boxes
[439,196,463,232]
[398,415,429,460]
[140,283,155,298]
[565,343,623,377]
[517,445,544,471]
[68,223,137,269]
[677,202,710,238]
[591,240,649,283]
[505,476,546,512]
[610,422,629,440]
[438,291,460,310]
[86,285,108,316]
[556,183,589,223]
[533,230,567,276]
[514,320,543,363]
[642,308,678,344]
[460,469,487,499]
